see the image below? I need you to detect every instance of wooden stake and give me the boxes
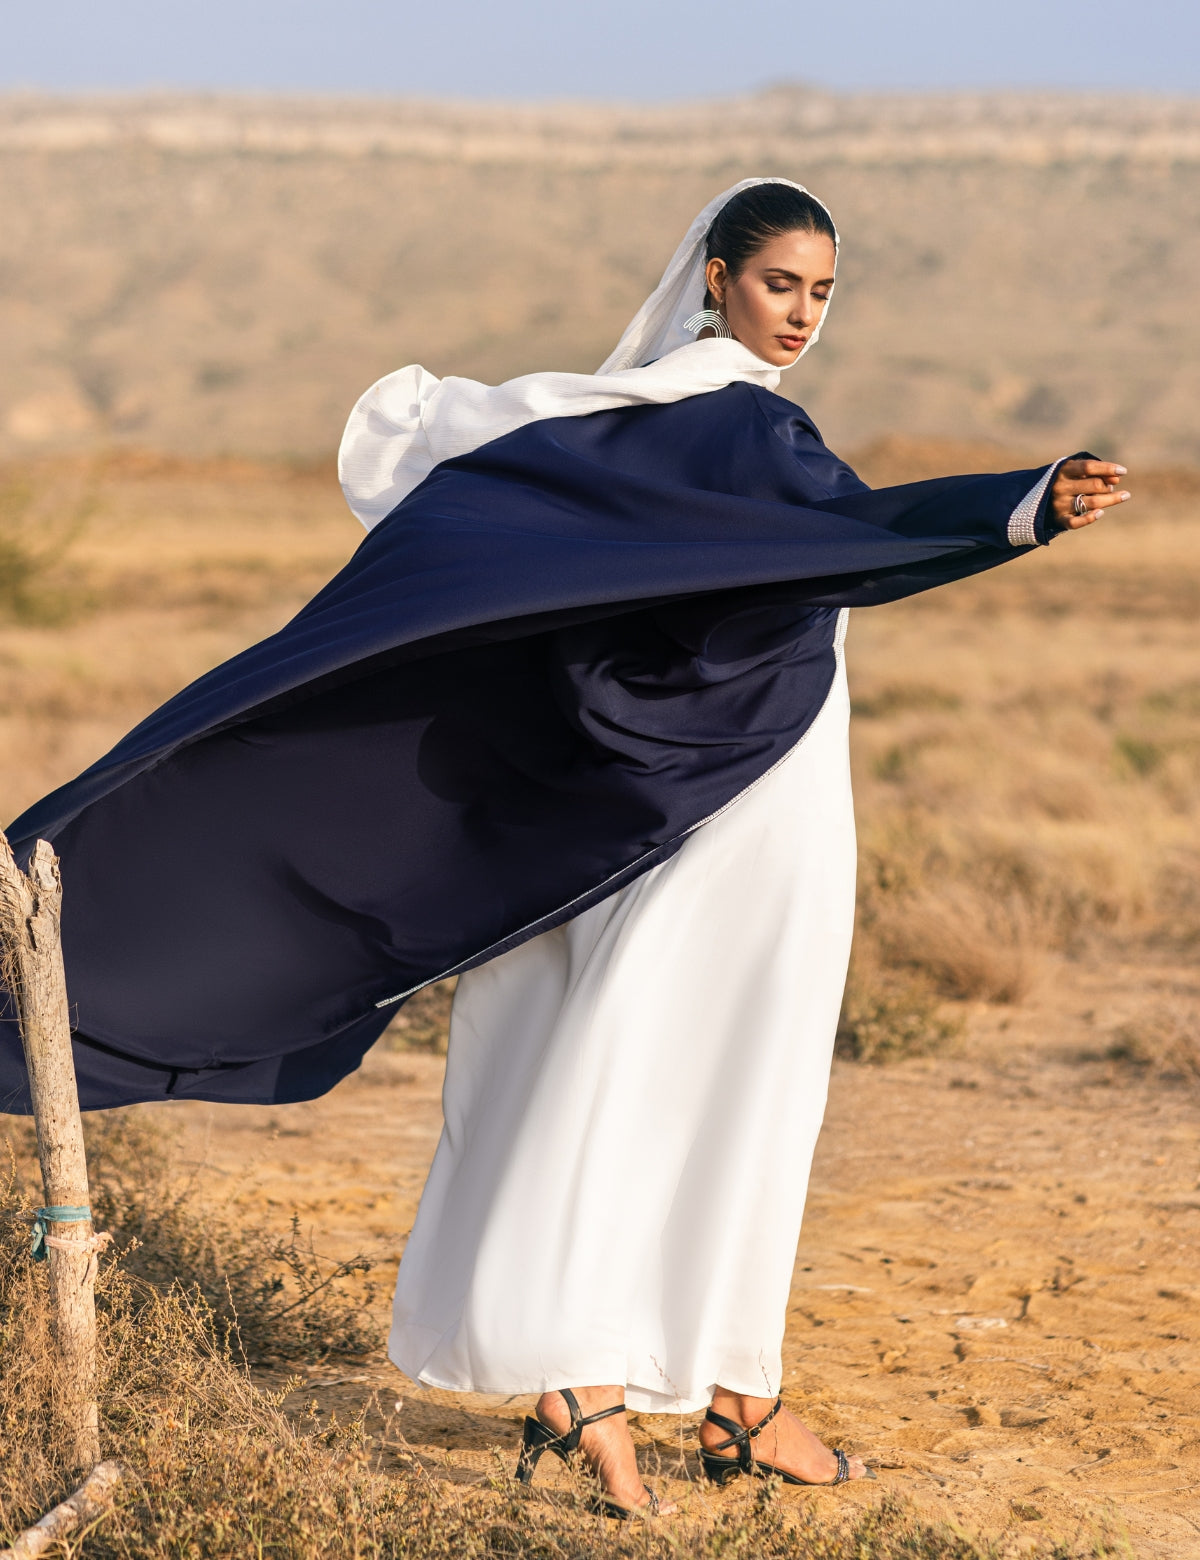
[0,1459,125,1560]
[0,831,101,1472]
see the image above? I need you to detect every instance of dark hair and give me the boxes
[704,184,836,286]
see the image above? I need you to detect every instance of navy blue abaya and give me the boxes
[0,385,1067,1110]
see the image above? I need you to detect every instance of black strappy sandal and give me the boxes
[699,1396,873,1487]
[515,1388,661,1519]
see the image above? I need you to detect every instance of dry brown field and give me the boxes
[1,439,1197,1556]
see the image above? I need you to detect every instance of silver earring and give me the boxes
[684,309,732,340]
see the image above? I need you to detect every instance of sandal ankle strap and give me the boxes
[545,1388,627,1453]
[702,1396,783,1463]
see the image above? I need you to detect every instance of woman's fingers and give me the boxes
[1076,489,1130,511]
[1060,487,1132,527]
[1060,458,1127,483]
[1050,457,1132,529]
[1080,474,1119,494]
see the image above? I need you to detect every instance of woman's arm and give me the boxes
[755,392,1129,546]
[776,452,1131,609]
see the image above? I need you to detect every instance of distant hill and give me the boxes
[1,89,1197,466]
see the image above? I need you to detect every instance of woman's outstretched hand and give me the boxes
[1049,459,1131,530]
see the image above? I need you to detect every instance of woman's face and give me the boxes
[705,229,838,367]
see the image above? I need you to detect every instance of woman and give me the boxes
[1,179,1126,1515]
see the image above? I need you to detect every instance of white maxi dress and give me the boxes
[390,609,856,1414]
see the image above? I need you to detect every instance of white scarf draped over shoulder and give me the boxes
[339,177,838,531]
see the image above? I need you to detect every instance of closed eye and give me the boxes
[767,283,832,302]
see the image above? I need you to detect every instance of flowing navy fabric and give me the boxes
[0,384,1062,1112]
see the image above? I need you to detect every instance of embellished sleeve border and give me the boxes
[1007,458,1067,547]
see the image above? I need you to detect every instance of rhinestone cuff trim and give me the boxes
[1007,460,1064,547]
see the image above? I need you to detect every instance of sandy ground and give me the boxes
[146,955,1200,1557]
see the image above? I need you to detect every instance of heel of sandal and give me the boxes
[699,1451,742,1487]
[516,1416,562,1484]
[515,1390,629,1489]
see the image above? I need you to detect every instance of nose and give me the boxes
[789,293,821,328]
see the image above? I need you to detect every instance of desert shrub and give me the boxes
[1144,680,1200,718]
[0,1155,405,1555]
[871,886,1042,1005]
[837,960,962,1063]
[383,978,455,1054]
[854,825,1045,1004]
[0,529,43,622]
[1152,850,1200,952]
[957,833,1138,947]
[0,474,95,624]
[852,683,962,719]
[1114,735,1164,778]
[849,806,1169,1001]
[1106,1001,1200,1083]
[70,1112,381,1364]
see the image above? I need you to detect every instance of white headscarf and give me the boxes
[339,177,837,530]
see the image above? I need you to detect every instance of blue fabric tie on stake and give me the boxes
[31,1205,91,1262]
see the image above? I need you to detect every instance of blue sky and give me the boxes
[3,0,1197,98]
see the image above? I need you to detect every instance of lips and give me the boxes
[777,335,806,351]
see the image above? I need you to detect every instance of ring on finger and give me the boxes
[1073,493,1089,516]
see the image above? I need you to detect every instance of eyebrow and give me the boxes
[763,267,836,286]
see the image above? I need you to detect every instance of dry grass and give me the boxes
[835,959,962,1065]
[0,1140,393,1556]
[0,1133,1133,1559]
[3,1111,382,1368]
[865,871,1046,1007]
[0,464,99,625]
[1105,1000,1200,1083]
[83,1112,383,1364]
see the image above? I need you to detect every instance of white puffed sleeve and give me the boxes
[338,365,442,531]
[337,339,782,530]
